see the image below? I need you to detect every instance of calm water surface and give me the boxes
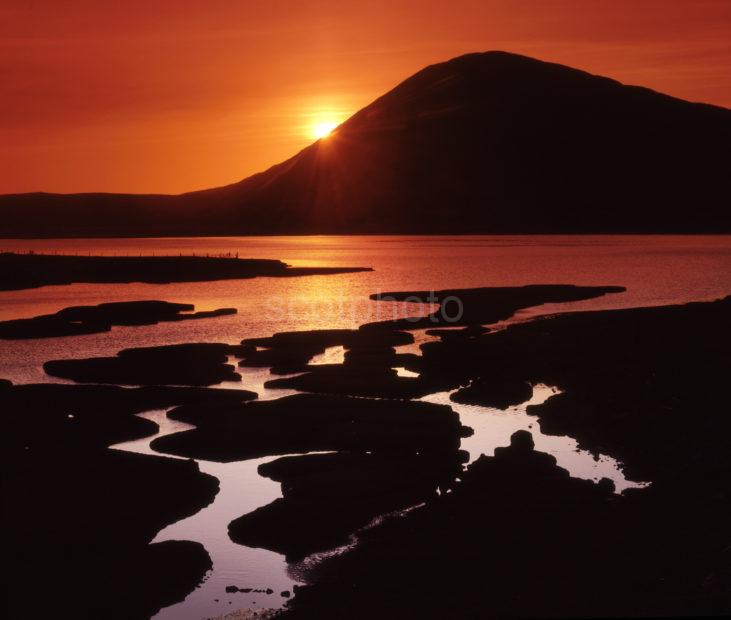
[2,235,729,619]
[2,235,730,383]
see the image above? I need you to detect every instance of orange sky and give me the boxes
[2,0,730,195]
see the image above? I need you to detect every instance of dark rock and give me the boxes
[436,296,731,485]
[228,451,466,559]
[284,432,620,619]
[281,590,291,598]
[2,378,235,618]
[44,342,246,386]
[283,296,731,619]
[238,346,323,373]
[2,382,256,456]
[451,376,533,409]
[243,329,355,350]
[508,429,534,451]
[0,300,238,339]
[225,586,239,593]
[251,328,425,397]
[5,448,218,619]
[152,393,471,462]
[238,328,414,374]
[265,365,432,399]
[367,284,625,329]
[425,325,490,341]
[117,342,253,360]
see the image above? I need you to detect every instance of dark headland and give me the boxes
[0,252,371,291]
[1,51,730,237]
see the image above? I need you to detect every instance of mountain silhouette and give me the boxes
[2,51,730,236]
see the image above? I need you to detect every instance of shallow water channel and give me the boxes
[111,348,647,619]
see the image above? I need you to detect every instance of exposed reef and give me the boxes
[229,451,466,560]
[285,426,730,618]
[451,375,533,409]
[151,393,471,462]
[44,342,254,386]
[3,382,256,455]
[416,295,731,485]
[1,380,256,619]
[281,295,731,618]
[238,327,427,397]
[239,328,413,374]
[284,432,624,618]
[368,284,625,329]
[7,285,730,618]
[0,252,372,291]
[0,300,236,339]
[256,286,625,398]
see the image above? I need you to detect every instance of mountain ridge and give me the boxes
[2,51,730,237]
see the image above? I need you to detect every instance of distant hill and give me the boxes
[2,51,730,237]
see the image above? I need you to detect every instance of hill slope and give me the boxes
[2,51,730,237]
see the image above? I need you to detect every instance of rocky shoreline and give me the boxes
[4,285,730,618]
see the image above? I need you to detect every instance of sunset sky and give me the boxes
[2,0,730,195]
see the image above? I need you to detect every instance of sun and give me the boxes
[311,120,338,140]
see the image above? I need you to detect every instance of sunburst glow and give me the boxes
[311,120,338,139]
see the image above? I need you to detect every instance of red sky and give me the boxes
[2,0,730,195]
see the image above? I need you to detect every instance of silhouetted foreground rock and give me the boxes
[265,364,427,399]
[260,286,623,398]
[3,382,256,456]
[239,328,413,374]
[418,295,731,486]
[283,297,731,618]
[229,450,466,560]
[151,394,471,462]
[285,429,729,618]
[245,329,424,397]
[425,324,490,341]
[368,284,625,329]
[5,449,217,619]
[1,381,245,619]
[0,300,236,339]
[283,432,621,618]
[240,327,427,397]
[451,375,533,409]
[44,342,253,386]
[0,252,372,290]
[265,284,639,401]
